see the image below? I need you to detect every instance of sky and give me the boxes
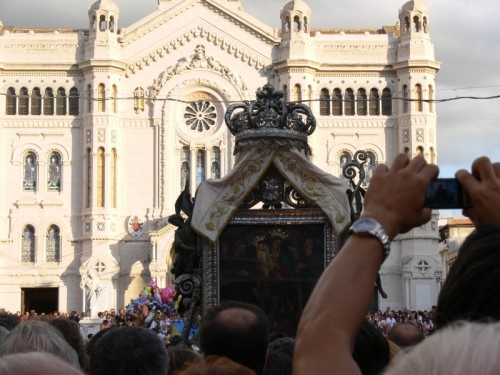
[1,0,499,217]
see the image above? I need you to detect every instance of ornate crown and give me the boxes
[225,84,316,146]
[269,228,289,240]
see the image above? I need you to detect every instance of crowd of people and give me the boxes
[2,153,500,374]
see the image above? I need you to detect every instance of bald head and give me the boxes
[387,323,425,349]
[0,352,83,375]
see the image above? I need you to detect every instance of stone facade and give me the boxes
[0,0,440,314]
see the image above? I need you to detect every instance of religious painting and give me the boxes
[201,209,339,336]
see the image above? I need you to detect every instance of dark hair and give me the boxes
[200,300,269,375]
[0,311,20,330]
[352,321,390,375]
[167,345,202,373]
[89,326,169,375]
[437,224,500,328]
[386,323,424,348]
[51,318,89,373]
[178,355,256,375]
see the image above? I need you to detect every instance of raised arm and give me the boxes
[293,154,438,375]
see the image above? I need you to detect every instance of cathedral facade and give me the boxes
[0,0,441,315]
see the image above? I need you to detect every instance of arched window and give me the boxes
[403,147,410,156]
[402,85,409,113]
[382,88,392,115]
[339,151,351,177]
[369,88,380,115]
[134,87,145,112]
[430,147,436,164]
[345,89,355,116]
[46,225,60,262]
[196,149,206,187]
[423,17,429,33]
[99,15,107,32]
[69,87,79,115]
[44,88,54,115]
[416,146,424,155]
[47,152,61,191]
[413,15,421,32]
[86,148,92,208]
[32,88,42,115]
[6,87,17,115]
[19,87,29,115]
[428,85,434,113]
[211,147,221,179]
[304,17,309,33]
[180,146,191,191]
[22,225,35,263]
[97,147,105,207]
[87,84,92,113]
[23,152,37,191]
[404,17,410,33]
[356,88,367,116]
[293,15,301,32]
[363,151,377,185]
[285,16,291,32]
[92,16,97,32]
[112,85,117,113]
[332,88,342,116]
[111,149,117,208]
[293,84,302,102]
[98,84,105,112]
[320,88,330,116]
[415,84,423,112]
[56,87,67,115]
[109,16,115,32]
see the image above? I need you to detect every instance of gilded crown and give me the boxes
[269,228,289,240]
[225,84,316,147]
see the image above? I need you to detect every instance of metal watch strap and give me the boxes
[348,218,391,261]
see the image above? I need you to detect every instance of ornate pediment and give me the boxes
[125,23,274,78]
[149,44,250,98]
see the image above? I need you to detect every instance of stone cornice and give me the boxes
[1,119,80,128]
[125,23,272,77]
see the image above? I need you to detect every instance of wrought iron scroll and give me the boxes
[239,164,315,209]
[342,150,387,299]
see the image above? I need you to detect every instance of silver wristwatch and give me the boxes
[348,218,391,261]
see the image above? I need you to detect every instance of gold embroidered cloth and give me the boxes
[191,142,350,242]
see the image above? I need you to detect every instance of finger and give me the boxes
[373,163,389,176]
[493,162,500,178]
[471,156,493,181]
[419,164,439,181]
[391,153,410,170]
[405,155,427,172]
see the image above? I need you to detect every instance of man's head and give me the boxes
[200,301,269,374]
[89,326,169,375]
[437,224,500,327]
[386,323,425,350]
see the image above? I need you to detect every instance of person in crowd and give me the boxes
[386,323,425,351]
[0,311,20,331]
[0,352,84,375]
[167,344,203,374]
[352,321,390,375]
[88,326,169,375]
[293,155,500,375]
[262,336,295,375]
[0,320,80,369]
[177,355,256,375]
[50,317,90,373]
[200,300,269,375]
[384,321,500,374]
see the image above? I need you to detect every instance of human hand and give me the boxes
[361,154,439,239]
[455,156,500,227]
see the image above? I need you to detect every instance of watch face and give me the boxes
[356,218,376,232]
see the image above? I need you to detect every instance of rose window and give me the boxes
[184,101,217,132]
